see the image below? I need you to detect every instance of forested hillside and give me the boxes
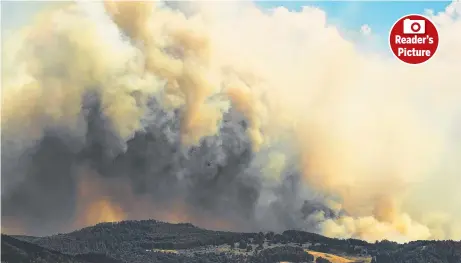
[2,220,460,263]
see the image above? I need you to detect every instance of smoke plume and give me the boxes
[2,1,461,242]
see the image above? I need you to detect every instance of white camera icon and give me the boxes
[403,19,426,34]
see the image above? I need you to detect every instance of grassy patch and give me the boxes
[305,250,371,263]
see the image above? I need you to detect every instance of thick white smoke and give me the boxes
[2,1,461,242]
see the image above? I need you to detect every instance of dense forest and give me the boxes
[2,220,461,263]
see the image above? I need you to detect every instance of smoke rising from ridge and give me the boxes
[2,1,461,242]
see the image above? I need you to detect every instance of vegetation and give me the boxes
[2,219,460,263]
[1,234,123,263]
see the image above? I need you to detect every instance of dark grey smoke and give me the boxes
[2,89,338,236]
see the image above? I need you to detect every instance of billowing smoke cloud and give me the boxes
[2,0,461,242]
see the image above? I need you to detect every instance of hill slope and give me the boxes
[3,219,461,263]
[1,234,124,263]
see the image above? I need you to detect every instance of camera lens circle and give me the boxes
[411,22,421,33]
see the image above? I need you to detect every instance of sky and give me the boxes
[258,1,451,35]
[1,1,454,56]
[1,1,453,35]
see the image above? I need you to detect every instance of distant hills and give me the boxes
[2,219,460,263]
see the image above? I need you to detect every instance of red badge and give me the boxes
[389,14,439,64]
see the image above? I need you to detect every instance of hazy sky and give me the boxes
[2,1,452,34]
[259,1,451,34]
[1,0,453,56]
